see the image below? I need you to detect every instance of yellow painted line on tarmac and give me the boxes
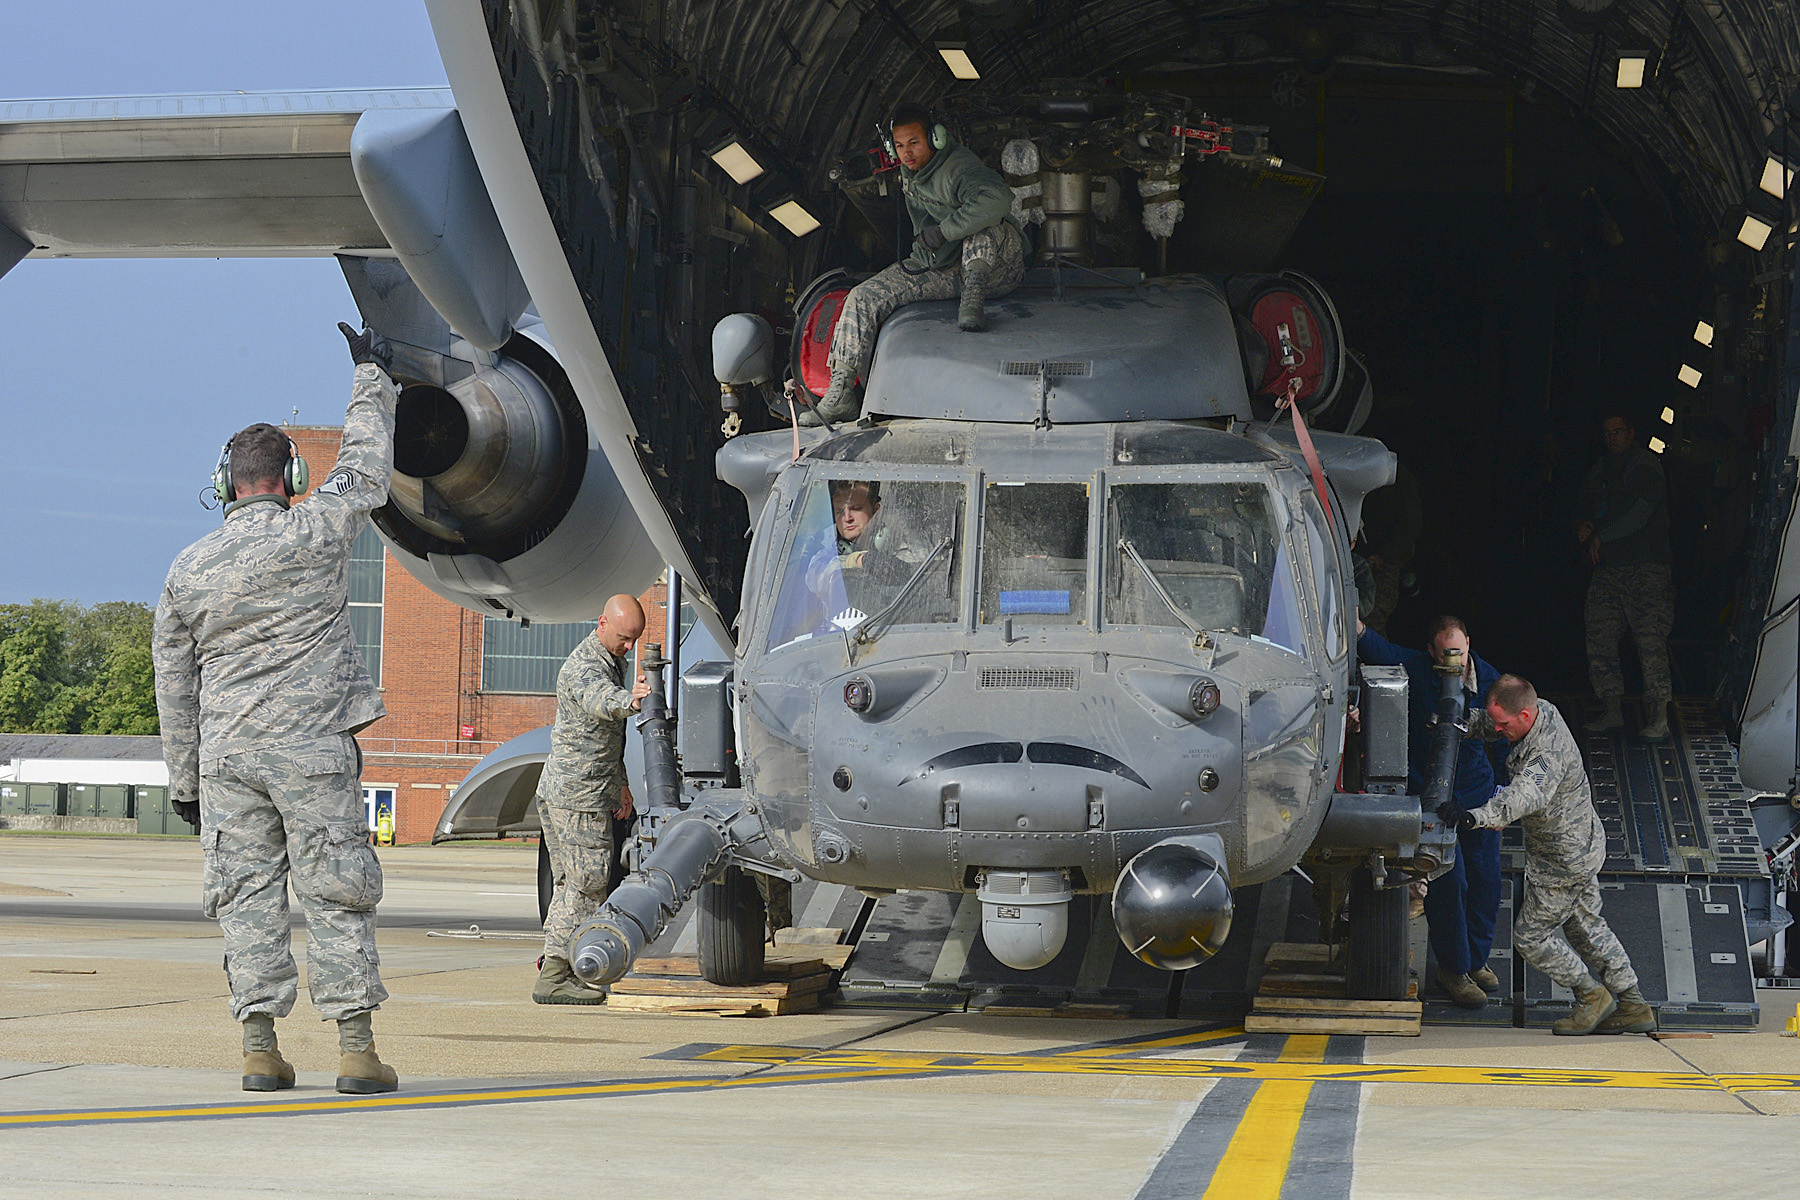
[1060,1027,1248,1057]
[689,1027,1248,1069]
[695,1045,1800,1094]
[0,1066,930,1128]
[1202,1035,1325,1200]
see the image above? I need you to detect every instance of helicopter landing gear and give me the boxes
[698,864,767,986]
[1344,865,1411,999]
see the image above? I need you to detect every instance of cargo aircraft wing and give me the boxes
[0,87,733,646]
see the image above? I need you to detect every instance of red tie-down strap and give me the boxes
[1276,373,1332,526]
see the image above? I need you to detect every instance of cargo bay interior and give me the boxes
[477,0,1800,1017]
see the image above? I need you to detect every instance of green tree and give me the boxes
[0,599,159,734]
[0,602,76,732]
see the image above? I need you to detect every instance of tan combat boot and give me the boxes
[1436,968,1487,1009]
[533,954,606,1006]
[241,1013,294,1093]
[335,1012,399,1094]
[1594,986,1657,1034]
[1470,965,1500,992]
[1591,697,1624,731]
[800,368,860,427]
[243,1049,296,1092]
[1552,975,1618,1035]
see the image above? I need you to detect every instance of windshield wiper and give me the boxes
[1118,538,1217,654]
[851,536,953,653]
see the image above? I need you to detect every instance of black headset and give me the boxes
[882,106,950,157]
[213,432,308,504]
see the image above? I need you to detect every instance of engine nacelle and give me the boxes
[371,327,662,624]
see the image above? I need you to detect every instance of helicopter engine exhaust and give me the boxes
[1112,836,1235,970]
[976,868,1075,970]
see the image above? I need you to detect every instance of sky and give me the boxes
[0,1,450,607]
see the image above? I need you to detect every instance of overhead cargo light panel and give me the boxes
[708,139,764,185]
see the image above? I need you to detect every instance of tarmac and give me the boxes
[3,834,1798,1199]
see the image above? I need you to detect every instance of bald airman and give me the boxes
[532,594,652,1004]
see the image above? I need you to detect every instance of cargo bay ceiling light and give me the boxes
[707,138,765,185]
[937,41,981,80]
[767,197,821,236]
[1761,154,1794,199]
[1678,364,1703,387]
[1738,211,1775,251]
[1649,436,1667,454]
[1661,406,1676,424]
[1693,319,1714,346]
[1616,53,1650,88]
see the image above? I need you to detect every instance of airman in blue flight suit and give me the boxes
[1357,614,1503,1008]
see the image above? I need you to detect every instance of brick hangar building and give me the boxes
[288,425,675,845]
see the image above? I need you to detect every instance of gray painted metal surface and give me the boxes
[349,106,530,352]
[0,90,451,263]
[861,278,1252,424]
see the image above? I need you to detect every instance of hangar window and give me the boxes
[765,478,966,653]
[347,525,385,685]
[482,619,594,693]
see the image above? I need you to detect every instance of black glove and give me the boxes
[919,223,946,252]
[172,798,201,830]
[338,321,393,372]
[1456,808,1479,832]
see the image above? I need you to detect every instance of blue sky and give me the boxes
[0,1,449,606]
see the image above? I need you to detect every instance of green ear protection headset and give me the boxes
[882,107,950,157]
[213,433,309,504]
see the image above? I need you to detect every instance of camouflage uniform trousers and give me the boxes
[200,731,388,1022]
[1513,872,1638,993]
[540,801,616,962]
[828,220,1027,384]
[1585,561,1673,700]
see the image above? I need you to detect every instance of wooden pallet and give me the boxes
[1249,943,1422,1035]
[611,949,836,1017]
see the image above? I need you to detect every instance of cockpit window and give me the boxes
[1107,481,1302,650]
[1300,491,1345,660]
[764,478,964,654]
[979,482,1090,626]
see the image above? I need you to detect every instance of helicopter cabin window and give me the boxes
[1299,492,1346,660]
[1107,481,1297,644]
[764,477,964,653]
[979,482,1089,626]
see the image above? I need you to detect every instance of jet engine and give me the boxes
[369,324,663,624]
[1112,836,1235,969]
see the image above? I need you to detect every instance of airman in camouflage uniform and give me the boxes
[1464,675,1655,1035]
[1576,413,1674,739]
[804,102,1026,426]
[533,593,650,1005]
[153,323,402,1093]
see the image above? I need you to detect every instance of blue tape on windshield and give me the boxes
[999,590,1070,615]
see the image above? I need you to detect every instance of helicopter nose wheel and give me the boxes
[698,865,768,986]
[1344,865,1411,999]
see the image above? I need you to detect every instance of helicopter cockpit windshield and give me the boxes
[1107,481,1305,652]
[766,478,966,653]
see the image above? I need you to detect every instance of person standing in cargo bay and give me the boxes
[804,102,1027,425]
[532,593,652,1005]
[153,323,401,1095]
[1575,411,1674,741]
[1461,674,1654,1036]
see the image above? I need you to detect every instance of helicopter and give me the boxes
[564,97,1464,1000]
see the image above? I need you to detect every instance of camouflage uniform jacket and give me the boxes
[153,364,397,812]
[1464,699,1605,882]
[536,632,636,812]
[902,142,1021,270]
